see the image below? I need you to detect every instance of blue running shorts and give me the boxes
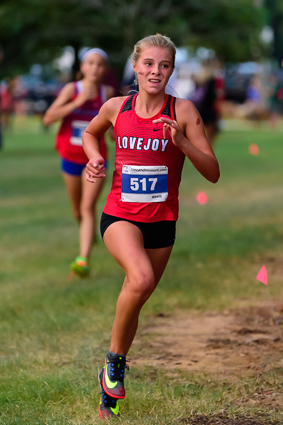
[61,158,108,176]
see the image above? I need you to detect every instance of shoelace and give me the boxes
[107,357,129,382]
[101,388,117,408]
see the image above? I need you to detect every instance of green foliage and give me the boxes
[184,0,267,61]
[0,0,268,78]
[265,0,283,59]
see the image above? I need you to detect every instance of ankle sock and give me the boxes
[108,350,126,359]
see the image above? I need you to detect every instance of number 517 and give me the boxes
[130,177,157,191]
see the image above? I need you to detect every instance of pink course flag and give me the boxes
[256,265,268,285]
[249,143,260,155]
[196,191,208,205]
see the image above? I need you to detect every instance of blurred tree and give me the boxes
[182,0,267,62]
[0,0,267,79]
[0,0,110,78]
[81,0,267,65]
[0,46,3,149]
[264,0,283,62]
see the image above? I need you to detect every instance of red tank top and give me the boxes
[55,81,107,164]
[103,94,185,222]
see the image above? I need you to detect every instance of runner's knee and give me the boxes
[80,201,95,218]
[130,270,155,301]
[72,207,81,222]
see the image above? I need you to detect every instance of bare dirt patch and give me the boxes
[178,413,280,424]
[134,302,283,376]
[132,302,283,414]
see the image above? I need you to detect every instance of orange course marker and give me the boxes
[249,143,259,155]
[196,191,208,205]
[256,265,268,285]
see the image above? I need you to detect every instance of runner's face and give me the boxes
[81,54,107,83]
[133,46,174,94]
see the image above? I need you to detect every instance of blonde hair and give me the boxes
[131,34,176,68]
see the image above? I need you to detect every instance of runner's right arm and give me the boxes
[83,97,124,182]
[43,83,91,126]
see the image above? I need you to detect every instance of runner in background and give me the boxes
[43,48,114,278]
[191,58,225,147]
[0,78,15,131]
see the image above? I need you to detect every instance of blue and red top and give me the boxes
[55,81,107,164]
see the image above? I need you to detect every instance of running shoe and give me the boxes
[98,368,120,420]
[70,256,90,278]
[102,353,128,399]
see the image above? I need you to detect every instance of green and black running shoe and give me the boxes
[70,256,90,278]
[102,353,128,399]
[98,368,120,420]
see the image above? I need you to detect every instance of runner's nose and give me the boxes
[151,65,160,75]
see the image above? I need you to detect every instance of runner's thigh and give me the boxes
[103,220,153,279]
[146,246,173,286]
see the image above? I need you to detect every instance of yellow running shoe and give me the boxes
[102,353,128,399]
[70,256,90,278]
[98,368,120,419]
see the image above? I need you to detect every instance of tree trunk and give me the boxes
[71,42,81,81]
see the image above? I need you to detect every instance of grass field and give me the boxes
[0,119,283,424]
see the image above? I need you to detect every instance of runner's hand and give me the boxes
[152,117,184,147]
[85,156,106,182]
[74,89,96,107]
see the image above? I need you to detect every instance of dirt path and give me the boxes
[134,303,283,376]
[132,302,283,417]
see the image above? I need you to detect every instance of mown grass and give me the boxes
[0,120,283,423]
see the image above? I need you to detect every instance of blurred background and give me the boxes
[1,0,283,141]
[1,3,283,423]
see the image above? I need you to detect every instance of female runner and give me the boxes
[83,34,220,419]
[43,49,114,278]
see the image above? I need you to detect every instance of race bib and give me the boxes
[121,165,168,203]
[70,120,89,146]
